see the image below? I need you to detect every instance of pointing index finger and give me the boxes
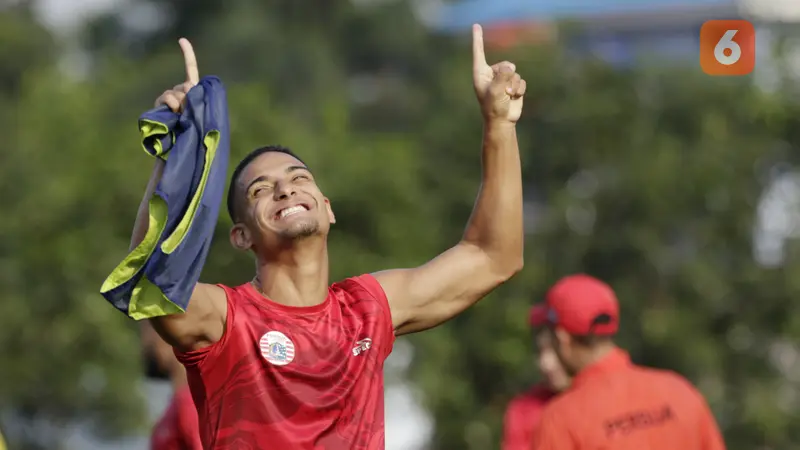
[472,24,487,68]
[178,38,199,86]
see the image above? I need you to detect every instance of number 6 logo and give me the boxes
[714,30,741,66]
[700,20,755,76]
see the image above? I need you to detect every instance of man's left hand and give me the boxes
[472,24,527,123]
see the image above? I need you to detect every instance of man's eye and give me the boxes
[293,175,309,182]
[252,186,270,196]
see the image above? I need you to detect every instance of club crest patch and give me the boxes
[259,331,295,366]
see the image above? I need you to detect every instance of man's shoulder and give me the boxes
[518,384,556,404]
[507,384,555,415]
[193,282,250,332]
[332,275,395,354]
[633,365,699,391]
[332,273,379,287]
[332,274,387,301]
[193,282,233,305]
[198,281,253,306]
[540,387,574,415]
[200,281,245,295]
[616,364,710,412]
[542,377,615,421]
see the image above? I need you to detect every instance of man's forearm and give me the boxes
[462,119,523,270]
[130,160,166,251]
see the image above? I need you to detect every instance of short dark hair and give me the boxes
[570,333,612,348]
[226,145,307,222]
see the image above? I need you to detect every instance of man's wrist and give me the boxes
[483,118,517,131]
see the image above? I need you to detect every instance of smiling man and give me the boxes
[128,25,526,450]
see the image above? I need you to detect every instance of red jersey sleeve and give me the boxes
[350,274,395,359]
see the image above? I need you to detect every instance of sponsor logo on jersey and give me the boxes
[352,338,372,356]
[259,330,296,366]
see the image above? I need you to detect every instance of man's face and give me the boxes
[232,152,335,250]
[551,326,586,377]
[535,328,571,392]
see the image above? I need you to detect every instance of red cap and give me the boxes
[535,274,619,336]
[528,303,549,327]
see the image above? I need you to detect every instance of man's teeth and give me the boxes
[279,205,306,218]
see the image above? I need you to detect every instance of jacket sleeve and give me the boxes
[698,397,726,450]
[100,76,230,320]
[502,398,528,450]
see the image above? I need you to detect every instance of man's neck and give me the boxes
[256,238,329,307]
[575,342,616,373]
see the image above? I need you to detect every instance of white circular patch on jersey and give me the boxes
[259,331,296,366]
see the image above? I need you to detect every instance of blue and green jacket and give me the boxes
[101,76,230,319]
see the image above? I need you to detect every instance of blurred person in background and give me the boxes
[128,24,526,449]
[501,305,570,450]
[141,322,202,450]
[530,275,725,450]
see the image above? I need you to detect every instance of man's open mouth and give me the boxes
[274,204,310,220]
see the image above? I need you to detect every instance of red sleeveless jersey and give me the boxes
[176,274,395,449]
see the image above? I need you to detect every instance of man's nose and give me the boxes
[273,181,296,200]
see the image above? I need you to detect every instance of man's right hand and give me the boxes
[155,38,200,113]
[137,38,228,353]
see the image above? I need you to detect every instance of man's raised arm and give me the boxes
[374,24,525,335]
[129,39,226,352]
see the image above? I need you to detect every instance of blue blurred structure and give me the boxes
[434,0,742,66]
[435,0,737,30]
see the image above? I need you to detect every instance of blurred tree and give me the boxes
[82,0,459,130]
[0,5,56,98]
[3,1,447,447]
[2,1,800,449]
[0,6,146,450]
[408,41,800,450]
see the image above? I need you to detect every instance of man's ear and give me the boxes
[554,326,572,348]
[229,223,252,251]
[324,198,336,224]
